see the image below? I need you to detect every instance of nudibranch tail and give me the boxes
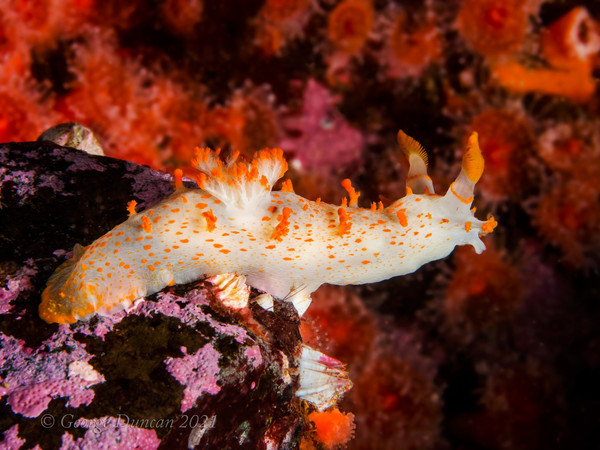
[40,244,96,323]
[397,130,435,195]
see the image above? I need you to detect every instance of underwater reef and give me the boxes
[2,0,600,448]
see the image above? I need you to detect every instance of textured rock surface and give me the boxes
[0,141,303,449]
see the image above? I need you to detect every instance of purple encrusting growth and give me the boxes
[0,259,37,314]
[0,169,37,203]
[1,425,25,449]
[134,290,252,344]
[279,79,364,172]
[0,332,103,418]
[60,416,161,449]
[244,344,263,367]
[165,345,222,412]
[0,168,66,200]
[63,150,107,172]
[123,166,178,209]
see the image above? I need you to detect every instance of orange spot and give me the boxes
[180,239,189,243]
[148,265,155,272]
[171,208,180,213]
[219,249,230,254]
[361,260,371,264]
[195,203,208,209]
[143,244,152,250]
[465,222,472,232]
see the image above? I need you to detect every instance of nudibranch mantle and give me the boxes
[40,131,497,324]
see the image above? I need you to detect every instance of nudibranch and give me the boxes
[40,131,497,324]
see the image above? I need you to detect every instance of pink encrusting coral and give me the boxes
[59,416,161,449]
[0,331,104,418]
[165,344,221,412]
[0,259,37,314]
[0,425,25,449]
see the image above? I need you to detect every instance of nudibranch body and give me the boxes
[40,131,497,324]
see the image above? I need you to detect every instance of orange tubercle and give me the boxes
[281,178,294,192]
[337,207,352,236]
[341,178,360,207]
[202,210,218,232]
[127,200,137,216]
[173,168,183,191]
[481,216,498,234]
[142,215,152,233]
[396,209,408,227]
[271,207,292,241]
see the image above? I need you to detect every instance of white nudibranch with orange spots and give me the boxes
[40,131,497,324]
